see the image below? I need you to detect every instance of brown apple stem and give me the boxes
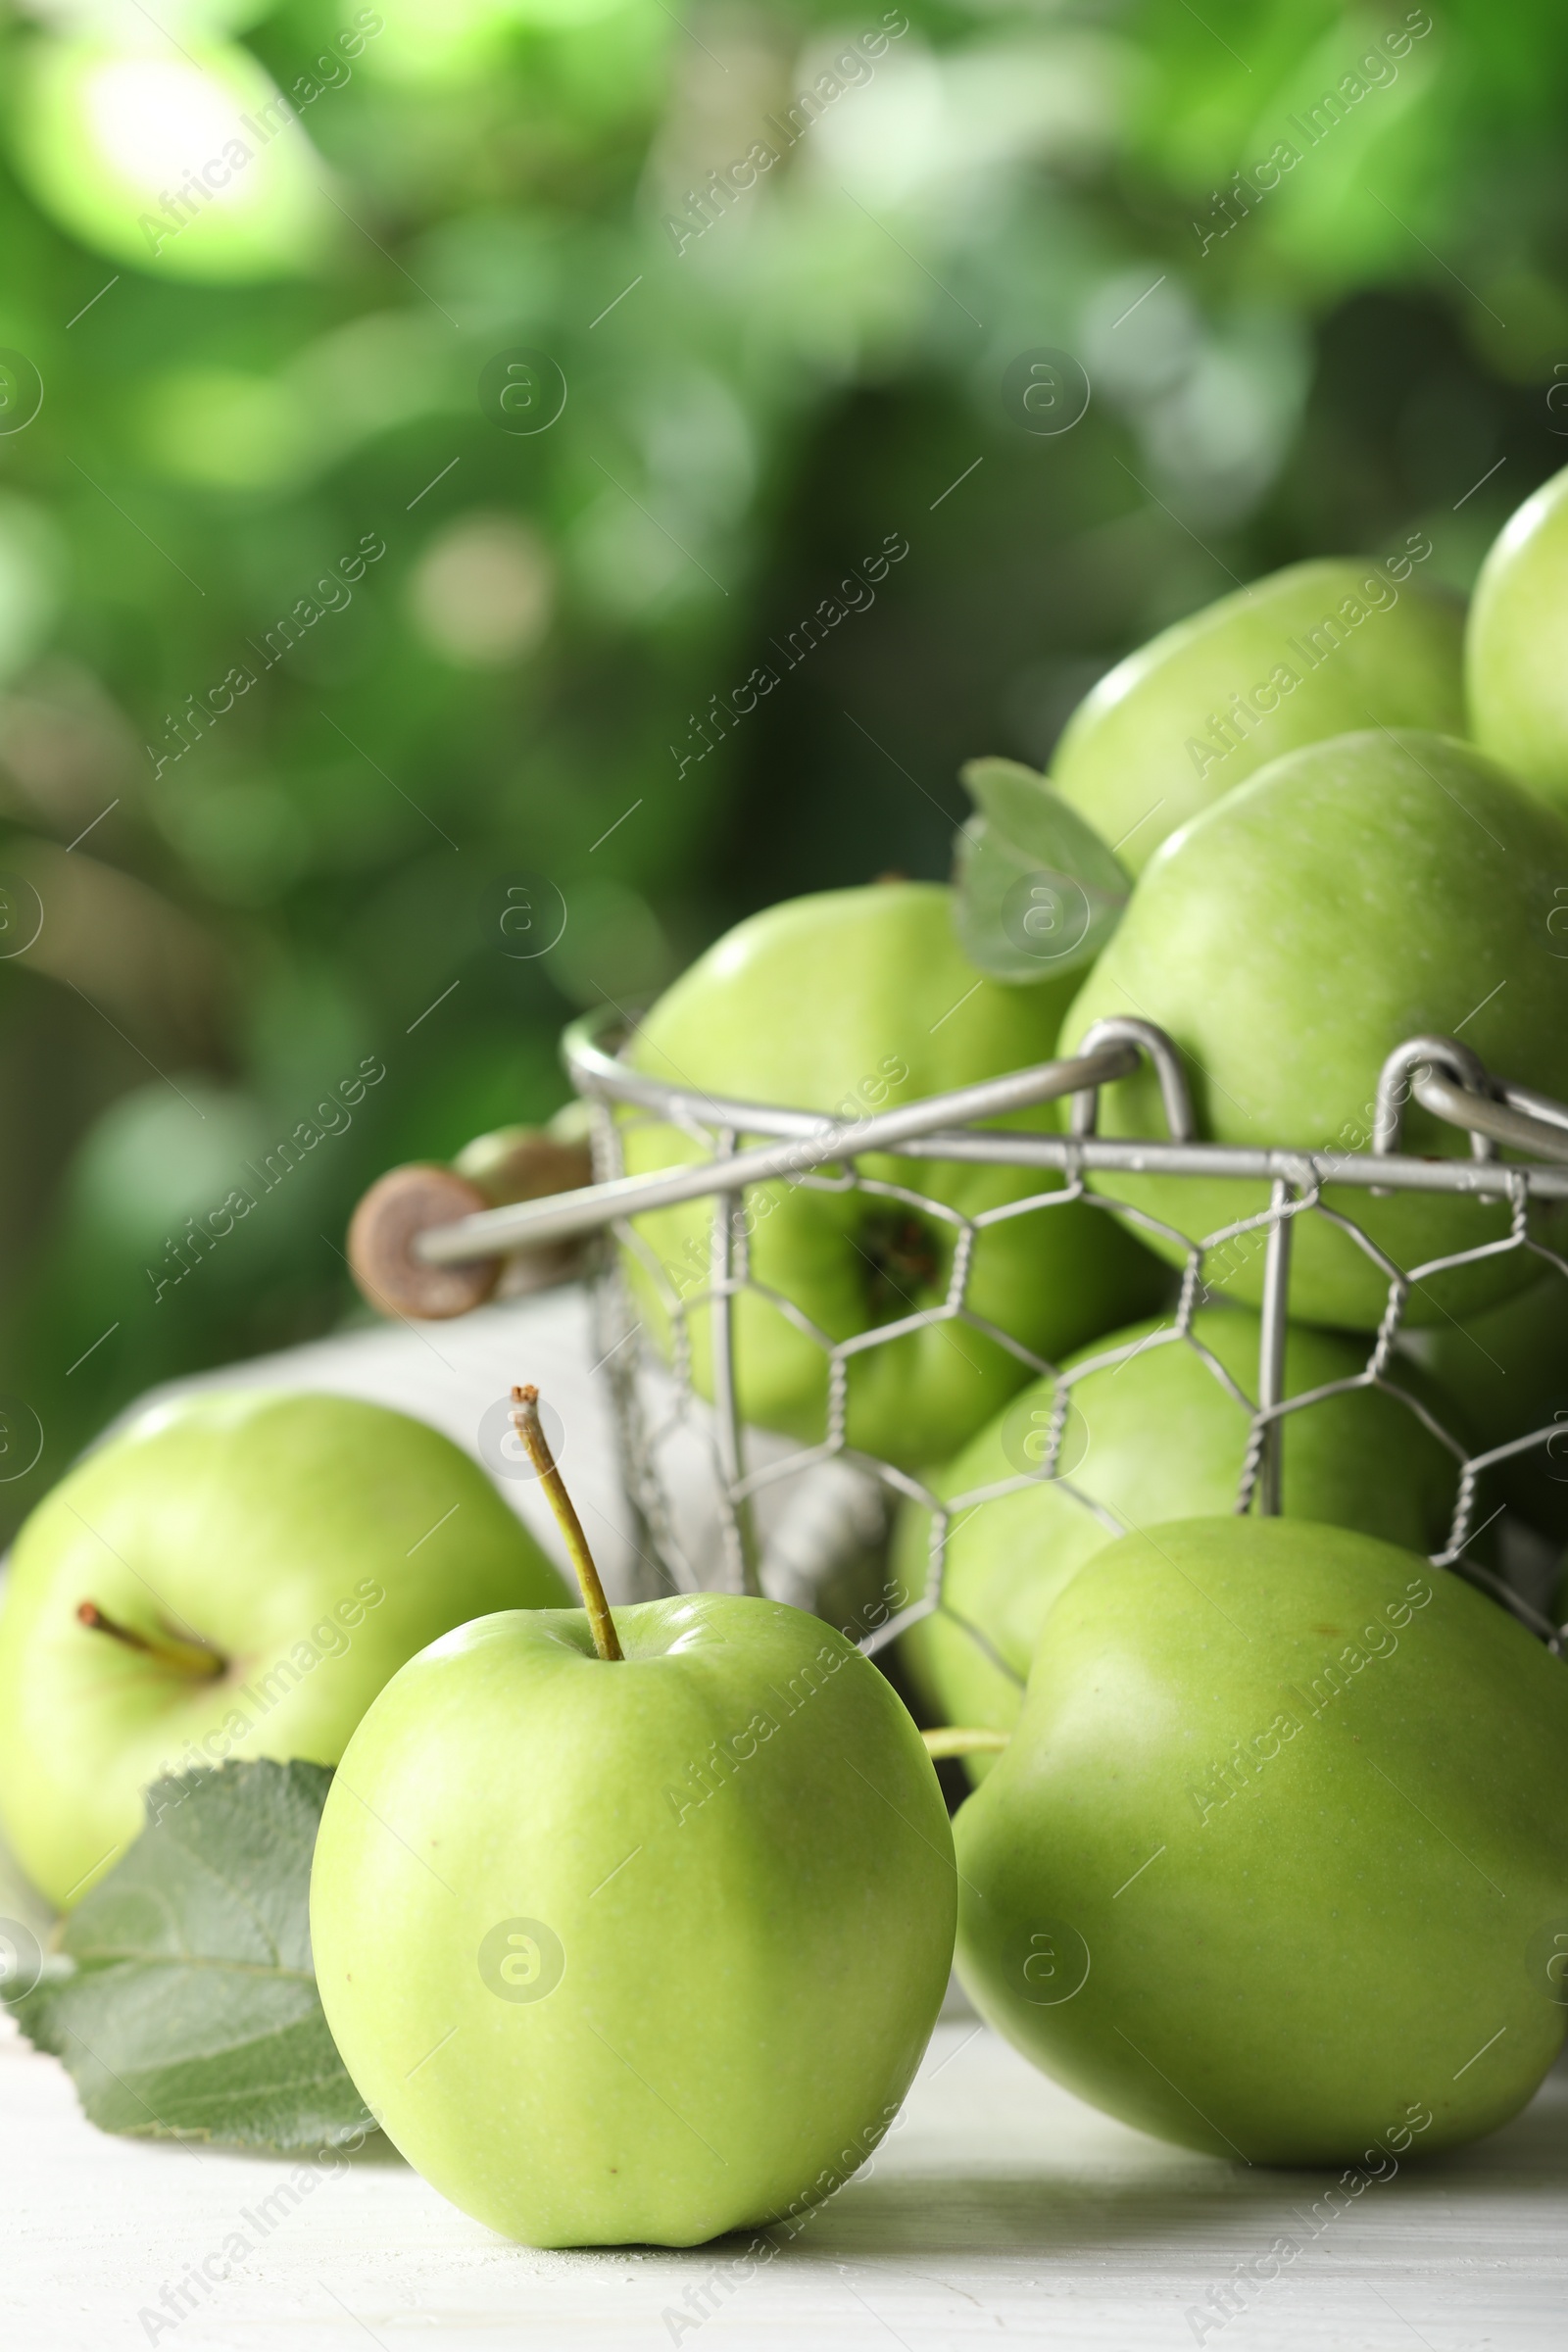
[76,1600,225,1680]
[510,1385,623,1662]
[921,1727,1011,1760]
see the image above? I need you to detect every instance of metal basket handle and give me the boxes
[1374,1036,1568,1168]
[408,1030,1145,1273]
[346,1012,1568,1313]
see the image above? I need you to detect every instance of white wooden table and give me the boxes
[6,2000,1566,2349]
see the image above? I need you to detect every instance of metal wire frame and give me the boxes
[412,1005,1568,1658]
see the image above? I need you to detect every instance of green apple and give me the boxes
[1467,463,1568,816]
[955,1515,1568,2164]
[310,1596,955,2246]
[1052,558,1464,872]
[0,1389,568,1910]
[898,1306,1460,1763]
[621,882,1165,1469]
[1061,730,1568,1331]
[1400,1275,1568,1543]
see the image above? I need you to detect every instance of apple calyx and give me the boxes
[860,1207,941,1317]
[509,1385,623,1662]
[75,1599,226,1680]
[921,1726,1011,1759]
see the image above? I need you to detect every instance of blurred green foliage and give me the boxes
[2,0,1567,1531]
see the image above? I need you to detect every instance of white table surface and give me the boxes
[6,1999,1567,2350]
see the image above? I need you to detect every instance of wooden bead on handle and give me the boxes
[347,1163,499,1321]
[346,1120,598,1321]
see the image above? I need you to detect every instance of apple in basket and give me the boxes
[1061,730,1568,1330]
[897,1303,1460,1763]
[1051,556,1464,871]
[1467,459,1568,817]
[1398,1273,1568,1544]
[617,880,1165,1469]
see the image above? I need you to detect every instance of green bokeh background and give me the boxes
[1,0,1565,1534]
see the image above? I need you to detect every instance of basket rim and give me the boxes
[558,1003,1568,1205]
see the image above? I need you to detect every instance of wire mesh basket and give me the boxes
[405,1007,1568,1660]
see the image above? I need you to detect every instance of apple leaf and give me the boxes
[10,1759,375,2153]
[953,756,1131,983]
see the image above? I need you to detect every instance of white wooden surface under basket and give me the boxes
[4,2004,1567,2349]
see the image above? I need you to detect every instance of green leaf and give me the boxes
[11,1760,374,2154]
[953,756,1131,984]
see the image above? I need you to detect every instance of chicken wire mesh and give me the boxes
[416,1006,1568,1664]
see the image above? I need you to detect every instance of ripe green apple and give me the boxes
[1467,462,1568,816]
[621,882,1165,1469]
[0,1389,568,1910]
[898,1306,1460,1763]
[1400,1274,1568,1543]
[955,1515,1568,2164]
[1052,557,1464,872]
[1061,730,1568,1331]
[310,1592,956,2246]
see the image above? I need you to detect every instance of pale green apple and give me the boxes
[0,1390,567,1909]
[1052,558,1464,872]
[956,1516,1568,2164]
[898,1306,1460,1763]
[621,882,1165,1469]
[1467,462,1568,816]
[310,1592,956,2246]
[1401,1275,1568,1544]
[1061,730,1568,1331]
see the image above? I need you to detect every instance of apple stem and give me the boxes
[76,1600,225,1680]
[510,1385,623,1662]
[921,1727,1011,1759]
